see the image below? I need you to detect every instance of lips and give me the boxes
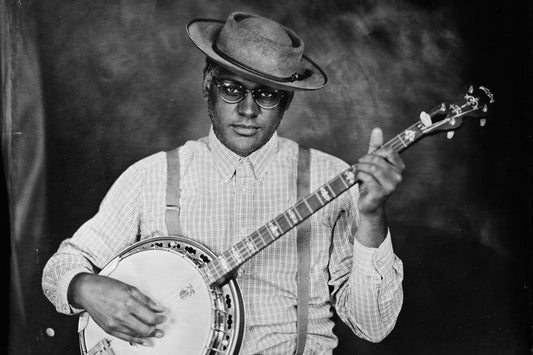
[231,124,260,136]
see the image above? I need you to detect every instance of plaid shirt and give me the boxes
[42,128,403,354]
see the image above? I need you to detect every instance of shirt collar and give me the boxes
[208,127,279,183]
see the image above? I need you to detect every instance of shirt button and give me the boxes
[241,185,247,192]
[240,228,246,237]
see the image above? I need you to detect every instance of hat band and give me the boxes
[212,43,312,83]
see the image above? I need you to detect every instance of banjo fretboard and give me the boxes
[205,121,427,286]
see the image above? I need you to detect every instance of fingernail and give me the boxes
[154,330,164,338]
[142,340,153,347]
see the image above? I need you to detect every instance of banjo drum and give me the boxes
[78,235,245,355]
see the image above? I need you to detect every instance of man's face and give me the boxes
[207,68,289,157]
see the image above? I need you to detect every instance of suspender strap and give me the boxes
[295,145,311,355]
[165,148,183,236]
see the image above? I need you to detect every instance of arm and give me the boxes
[42,159,166,346]
[329,128,405,342]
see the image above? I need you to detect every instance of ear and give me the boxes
[202,77,211,100]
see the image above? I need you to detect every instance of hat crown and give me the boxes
[214,12,304,79]
[239,16,292,46]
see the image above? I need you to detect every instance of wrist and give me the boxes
[67,272,93,309]
[359,205,386,221]
[357,207,387,248]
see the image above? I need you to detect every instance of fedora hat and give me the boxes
[186,11,327,91]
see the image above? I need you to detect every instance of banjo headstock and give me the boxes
[417,85,494,139]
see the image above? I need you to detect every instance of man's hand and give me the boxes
[68,273,166,346]
[355,128,405,247]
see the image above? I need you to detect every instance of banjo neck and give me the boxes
[204,85,494,287]
[204,123,417,287]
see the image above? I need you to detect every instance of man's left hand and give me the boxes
[354,128,405,247]
[356,127,405,216]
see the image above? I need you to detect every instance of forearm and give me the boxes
[356,206,388,248]
[335,234,404,342]
[42,240,96,314]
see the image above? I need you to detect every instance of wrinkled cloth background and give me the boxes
[3,0,531,354]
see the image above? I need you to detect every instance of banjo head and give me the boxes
[79,236,244,355]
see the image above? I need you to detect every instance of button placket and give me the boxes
[234,158,255,276]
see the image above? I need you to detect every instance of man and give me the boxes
[42,11,405,354]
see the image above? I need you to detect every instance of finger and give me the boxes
[122,295,166,331]
[356,162,400,193]
[367,148,405,171]
[130,302,167,328]
[368,127,384,154]
[120,311,162,339]
[357,156,403,182]
[91,311,160,344]
[108,329,155,347]
[386,150,405,170]
[356,170,387,199]
[130,287,166,314]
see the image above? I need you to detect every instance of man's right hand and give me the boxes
[68,273,166,346]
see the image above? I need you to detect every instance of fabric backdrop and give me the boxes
[4,0,531,354]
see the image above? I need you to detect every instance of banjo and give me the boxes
[78,86,494,355]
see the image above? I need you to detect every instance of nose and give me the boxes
[237,90,260,118]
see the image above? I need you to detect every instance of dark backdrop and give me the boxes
[4,0,532,354]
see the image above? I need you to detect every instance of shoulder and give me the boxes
[310,148,350,175]
[124,137,210,176]
[277,136,350,175]
[122,151,167,178]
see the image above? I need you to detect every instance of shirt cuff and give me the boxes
[57,268,91,315]
[353,230,395,278]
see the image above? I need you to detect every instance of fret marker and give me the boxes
[231,248,243,264]
[319,187,331,201]
[344,170,356,185]
[288,209,299,224]
[267,222,281,237]
[219,258,230,273]
[244,238,257,254]
[404,129,416,142]
[419,111,432,127]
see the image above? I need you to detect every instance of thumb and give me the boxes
[368,128,383,154]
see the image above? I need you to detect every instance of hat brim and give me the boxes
[186,19,328,91]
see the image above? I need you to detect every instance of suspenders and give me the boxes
[165,146,311,354]
[165,148,182,236]
[295,146,311,355]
